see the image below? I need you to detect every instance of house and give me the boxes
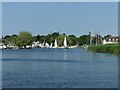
[102,36,119,44]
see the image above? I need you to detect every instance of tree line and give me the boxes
[1,31,110,47]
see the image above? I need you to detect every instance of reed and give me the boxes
[88,44,120,54]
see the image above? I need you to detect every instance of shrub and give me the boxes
[88,44,120,54]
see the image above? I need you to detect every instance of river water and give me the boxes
[2,48,118,88]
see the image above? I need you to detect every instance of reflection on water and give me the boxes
[64,49,67,60]
[2,48,118,88]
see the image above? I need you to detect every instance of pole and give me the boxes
[89,32,92,46]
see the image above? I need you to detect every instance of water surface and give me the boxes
[2,48,118,88]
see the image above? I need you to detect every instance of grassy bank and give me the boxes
[87,44,120,54]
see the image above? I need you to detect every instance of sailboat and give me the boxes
[64,37,68,49]
[53,39,58,48]
[45,43,49,48]
[50,43,53,48]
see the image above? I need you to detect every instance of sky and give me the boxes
[2,2,118,37]
[1,0,120,2]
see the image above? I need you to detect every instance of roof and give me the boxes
[105,36,119,42]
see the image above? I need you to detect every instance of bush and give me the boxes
[88,44,120,54]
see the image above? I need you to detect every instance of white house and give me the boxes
[102,36,119,44]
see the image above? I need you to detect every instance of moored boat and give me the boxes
[64,37,68,49]
[53,39,58,48]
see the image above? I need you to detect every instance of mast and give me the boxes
[89,31,92,46]
[95,33,98,45]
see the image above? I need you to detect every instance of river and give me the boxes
[2,48,118,88]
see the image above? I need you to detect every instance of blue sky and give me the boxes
[2,2,118,37]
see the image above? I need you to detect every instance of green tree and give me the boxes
[4,35,10,39]
[104,35,111,39]
[16,32,33,47]
[3,34,18,46]
[78,35,90,45]
[69,35,77,46]
[39,35,46,43]
[49,37,54,44]
[45,34,51,44]
[51,32,59,39]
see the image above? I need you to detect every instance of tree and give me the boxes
[51,32,59,39]
[16,32,33,47]
[45,34,51,44]
[49,37,54,44]
[69,35,77,46]
[3,34,18,45]
[78,35,90,45]
[39,35,46,43]
[57,35,65,46]
[33,36,37,42]
[104,35,111,39]
[4,35,10,39]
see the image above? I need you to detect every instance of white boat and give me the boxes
[50,43,53,48]
[53,39,58,48]
[0,44,7,50]
[0,45,4,50]
[3,45,7,49]
[64,37,68,49]
[45,43,49,48]
[26,45,32,49]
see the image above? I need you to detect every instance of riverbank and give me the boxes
[87,44,120,54]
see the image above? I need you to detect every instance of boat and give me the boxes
[26,45,32,49]
[64,37,68,49]
[41,41,45,48]
[0,44,4,50]
[45,43,49,48]
[0,43,7,50]
[3,44,7,49]
[50,43,53,48]
[53,39,58,48]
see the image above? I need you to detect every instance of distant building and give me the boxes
[102,36,119,44]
